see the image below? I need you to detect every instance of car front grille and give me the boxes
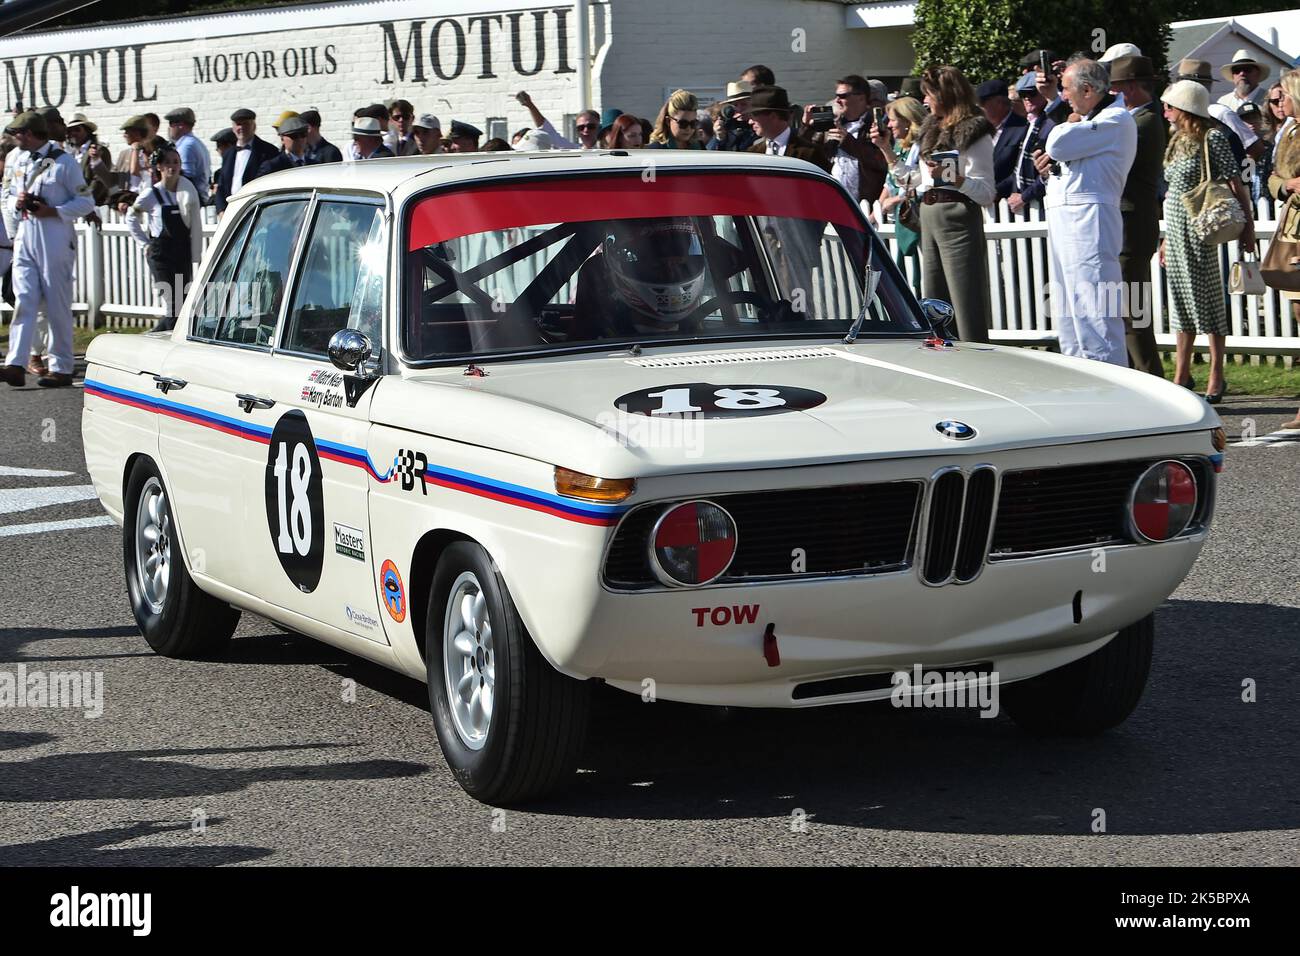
[603,481,922,590]
[989,458,1211,560]
[602,457,1212,591]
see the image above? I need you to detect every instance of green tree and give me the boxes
[913,0,1178,86]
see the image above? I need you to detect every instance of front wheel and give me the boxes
[123,458,240,658]
[426,542,589,805]
[1003,614,1154,735]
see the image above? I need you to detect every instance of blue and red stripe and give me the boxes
[84,379,625,526]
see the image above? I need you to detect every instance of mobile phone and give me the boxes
[807,105,835,133]
[873,107,885,131]
[1038,51,1049,75]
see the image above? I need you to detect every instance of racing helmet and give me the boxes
[603,218,707,327]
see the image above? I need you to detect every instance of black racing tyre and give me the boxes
[1003,613,1154,735]
[426,541,590,805]
[123,457,240,658]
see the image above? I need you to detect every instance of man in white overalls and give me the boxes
[1034,59,1137,366]
[0,111,94,388]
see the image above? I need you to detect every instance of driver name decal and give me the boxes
[614,383,827,419]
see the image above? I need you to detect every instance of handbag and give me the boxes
[896,191,921,235]
[1260,230,1300,291]
[1229,255,1265,295]
[1181,135,1246,245]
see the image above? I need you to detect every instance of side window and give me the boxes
[191,212,254,340]
[214,200,308,347]
[281,202,386,355]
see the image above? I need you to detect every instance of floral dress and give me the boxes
[1164,128,1237,336]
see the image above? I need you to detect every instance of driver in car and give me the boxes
[573,217,710,339]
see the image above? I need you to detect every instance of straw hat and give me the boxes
[1220,49,1271,84]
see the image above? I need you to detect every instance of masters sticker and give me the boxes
[333,522,365,561]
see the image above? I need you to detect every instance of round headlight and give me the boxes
[1128,460,1197,543]
[649,500,738,587]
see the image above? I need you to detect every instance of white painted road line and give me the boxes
[0,515,115,537]
[1230,430,1300,448]
[0,466,75,478]
[0,484,99,516]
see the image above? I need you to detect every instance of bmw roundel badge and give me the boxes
[936,420,976,441]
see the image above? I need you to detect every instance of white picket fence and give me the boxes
[3,199,1297,356]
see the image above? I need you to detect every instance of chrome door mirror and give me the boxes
[920,298,958,340]
[328,329,373,373]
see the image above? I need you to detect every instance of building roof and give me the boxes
[1168,16,1300,69]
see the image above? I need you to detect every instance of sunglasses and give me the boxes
[576,123,597,131]
[833,91,861,99]
[670,117,699,127]
[1270,97,1284,104]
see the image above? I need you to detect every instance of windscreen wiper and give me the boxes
[842,269,883,344]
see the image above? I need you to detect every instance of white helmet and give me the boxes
[603,218,707,327]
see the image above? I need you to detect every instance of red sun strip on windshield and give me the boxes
[407,172,865,251]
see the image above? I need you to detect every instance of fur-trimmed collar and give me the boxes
[917,113,994,154]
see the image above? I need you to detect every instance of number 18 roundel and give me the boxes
[264,410,325,593]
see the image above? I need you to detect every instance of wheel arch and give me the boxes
[408,528,475,662]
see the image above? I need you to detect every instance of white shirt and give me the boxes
[1044,101,1137,208]
[832,114,866,202]
[1208,103,1258,150]
[917,131,998,207]
[127,177,205,265]
[1217,86,1267,112]
[231,145,253,193]
[765,127,792,155]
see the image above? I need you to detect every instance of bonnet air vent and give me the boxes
[625,346,839,368]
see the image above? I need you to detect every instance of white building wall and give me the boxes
[597,0,905,117]
[0,0,584,157]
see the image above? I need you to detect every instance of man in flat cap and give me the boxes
[113,114,150,193]
[412,114,442,155]
[215,108,278,213]
[1021,49,1072,126]
[977,78,1029,198]
[1109,54,1166,376]
[446,120,482,153]
[1006,71,1055,215]
[351,117,393,159]
[64,113,112,209]
[298,110,342,165]
[259,116,312,175]
[0,111,95,388]
[164,106,209,198]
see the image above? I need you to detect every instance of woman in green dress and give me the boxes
[871,95,926,294]
[1158,80,1256,403]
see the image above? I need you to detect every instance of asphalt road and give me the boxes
[1,360,1298,866]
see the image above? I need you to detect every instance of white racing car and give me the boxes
[83,151,1224,804]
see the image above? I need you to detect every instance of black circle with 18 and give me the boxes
[613,383,828,418]
[264,410,325,593]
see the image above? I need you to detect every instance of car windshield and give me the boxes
[402,170,925,361]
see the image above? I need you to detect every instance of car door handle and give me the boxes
[235,393,275,413]
[152,375,187,394]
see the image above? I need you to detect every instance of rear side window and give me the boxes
[191,213,253,340]
[280,201,386,355]
[212,200,308,347]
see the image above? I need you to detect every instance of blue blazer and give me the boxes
[993,113,1029,199]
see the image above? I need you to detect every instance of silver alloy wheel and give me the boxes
[135,477,171,614]
[443,571,495,750]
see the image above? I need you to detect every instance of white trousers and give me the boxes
[1046,202,1128,366]
[5,239,76,375]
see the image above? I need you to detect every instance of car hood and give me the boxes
[381,340,1218,476]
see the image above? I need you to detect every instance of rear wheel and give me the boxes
[124,458,239,658]
[1004,614,1154,735]
[426,542,589,805]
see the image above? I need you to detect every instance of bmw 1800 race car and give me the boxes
[83,150,1224,804]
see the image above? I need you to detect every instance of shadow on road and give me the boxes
[0,819,273,867]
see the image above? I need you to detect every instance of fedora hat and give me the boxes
[1161,79,1212,120]
[1109,55,1155,83]
[1174,58,1213,85]
[748,85,793,112]
[351,116,382,137]
[720,80,753,104]
[65,112,97,133]
[1220,49,1270,84]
